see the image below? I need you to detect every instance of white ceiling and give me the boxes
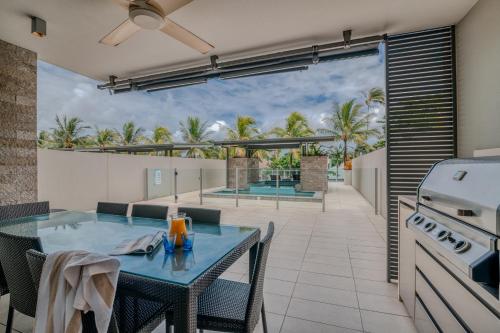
[0,0,478,81]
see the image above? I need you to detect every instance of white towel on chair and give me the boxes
[34,250,120,333]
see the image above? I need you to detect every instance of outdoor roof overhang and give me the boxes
[53,143,213,154]
[214,136,337,149]
[97,35,382,94]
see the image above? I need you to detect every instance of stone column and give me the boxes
[300,156,328,191]
[227,157,260,189]
[0,39,38,205]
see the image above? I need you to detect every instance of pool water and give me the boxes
[214,185,315,197]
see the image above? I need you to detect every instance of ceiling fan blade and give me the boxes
[148,0,192,16]
[160,18,214,54]
[99,19,141,46]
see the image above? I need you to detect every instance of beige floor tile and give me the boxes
[360,310,417,333]
[297,271,356,291]
[264,278,295,297]
[357,293,408,316]
[265,267,299,282]
[301,262,352,277]
[263,293,291,315]
[352,267,385,282]
[281,316,361,333]
[354,279,398,298]
[286,298,363,331]
[293,283,358,308]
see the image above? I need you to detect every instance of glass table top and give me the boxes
[0,211,259,286]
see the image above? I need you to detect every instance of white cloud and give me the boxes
[208,120,228,132]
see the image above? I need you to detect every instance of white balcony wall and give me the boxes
[37,149,226,211]
[351,148,387,219]
[456,0,500,157]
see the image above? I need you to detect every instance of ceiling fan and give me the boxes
[100,0,214,54]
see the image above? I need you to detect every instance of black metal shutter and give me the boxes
[385,26,457,281]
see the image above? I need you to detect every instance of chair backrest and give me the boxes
[0,232,42,317]
[177,207,221,225]
[131,204,168,220]
[0,201,50,221]
[96,202,129,216]
[0,202,50,297]
[245,222,274,331]
[26,250,105,333]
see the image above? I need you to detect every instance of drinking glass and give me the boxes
[182,231,195,251]
[162,233,177,253]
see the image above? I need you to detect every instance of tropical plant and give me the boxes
[51,115,90,148]
[93,127,117,148]
[329,147,343,180]
[226,115,260,158]
[354,142,375,157]
[270,154,300,169]
[317,99,380,164]
[37,130,53,148]
[179,116,213,158]
[118,121,144,145]
[304,144,328,156]
[363,87,385,130]
[271,111,314,167]
[363,87,385,112]
[149,126,172,144]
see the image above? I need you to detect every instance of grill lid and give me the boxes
[418,157,500,236]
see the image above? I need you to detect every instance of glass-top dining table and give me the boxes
[0,211,261,332]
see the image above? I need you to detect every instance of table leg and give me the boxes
[173,290,197,333]
[249,242,259,283]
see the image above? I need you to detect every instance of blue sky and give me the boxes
[37,44,385,141]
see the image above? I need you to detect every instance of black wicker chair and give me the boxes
[177,207,221,225]
[0,232,43,333]
[166,222,274,333]
[131,204,169,220]
[96,202,129,216]
[26,249,168,333]
[0,201,50,331]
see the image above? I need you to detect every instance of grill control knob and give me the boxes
[437,230,451,241]
[414,216,424,225]
[454,240,471,253]
[424,222,436,232]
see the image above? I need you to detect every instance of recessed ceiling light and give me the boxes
[31,17,46,38]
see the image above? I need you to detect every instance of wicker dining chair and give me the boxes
[0,201,50,329]
[96,202,129,216]
[166,222,274,333]
[0,232,43,333]
[131,204,169,220]
[177,207,221,225]
[26,250,168,333]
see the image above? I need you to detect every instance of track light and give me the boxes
[31,17,46,38]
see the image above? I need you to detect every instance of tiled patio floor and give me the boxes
[0,183,416,333]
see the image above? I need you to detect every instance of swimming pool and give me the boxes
[212,185,315,197]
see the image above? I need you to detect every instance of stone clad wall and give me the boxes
[300,156,328,191]
[227,157,259,189]
[0,39,37,205]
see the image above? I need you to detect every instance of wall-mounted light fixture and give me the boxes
[31,16,46,37]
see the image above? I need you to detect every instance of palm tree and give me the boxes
[318,99,380,164]
[94,127,116,148]
[118,121,144,145]
[179,116,213,158]
[149,126,172,144]
[51,115,90,148]
[363,87,385,129]
[37,130,53,148]
[271,111,314,168]
[329,147,343,181]
[226,115,260,157]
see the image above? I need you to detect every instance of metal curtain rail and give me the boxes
[385,26,457,282]
[98,33,383,93]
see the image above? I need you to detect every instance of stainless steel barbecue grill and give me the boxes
[406,157,500,332]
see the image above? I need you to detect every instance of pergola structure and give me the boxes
[56,143,213,156]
